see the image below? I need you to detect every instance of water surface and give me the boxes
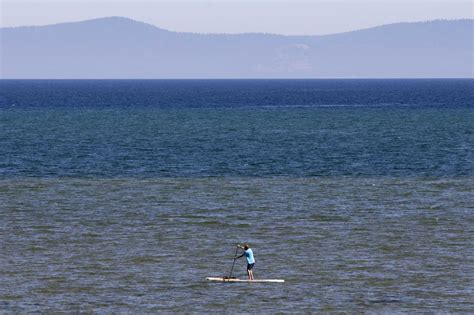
[1,80,473,312]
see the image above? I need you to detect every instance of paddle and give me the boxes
[226,245,239,280]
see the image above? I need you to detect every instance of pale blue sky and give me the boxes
[1,0,472,35]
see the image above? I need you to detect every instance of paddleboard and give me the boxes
[206,277,284,283]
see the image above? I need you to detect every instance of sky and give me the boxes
[1,0,473,35]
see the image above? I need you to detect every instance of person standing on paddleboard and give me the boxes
[234,243,255,280]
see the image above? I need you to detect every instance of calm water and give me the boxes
[1,80,473,312]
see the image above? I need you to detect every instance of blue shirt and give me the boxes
[244,248,255,264]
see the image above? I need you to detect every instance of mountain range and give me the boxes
[1,17,472,78]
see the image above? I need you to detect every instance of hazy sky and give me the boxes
[1,0,473,35]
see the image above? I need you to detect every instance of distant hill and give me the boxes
[1,17,472,78]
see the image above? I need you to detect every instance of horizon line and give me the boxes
[1,78,473,81]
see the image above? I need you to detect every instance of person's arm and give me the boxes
[234,244,245,259]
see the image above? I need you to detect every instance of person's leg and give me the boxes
[247,264,254,280]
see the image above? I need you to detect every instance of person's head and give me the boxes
[243,243,250,250]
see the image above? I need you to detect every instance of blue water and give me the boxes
[1,79,473,312]
[1,79,473,178]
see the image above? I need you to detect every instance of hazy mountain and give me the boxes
[1,17,472,78]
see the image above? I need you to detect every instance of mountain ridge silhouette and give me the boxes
[1,17,472,78]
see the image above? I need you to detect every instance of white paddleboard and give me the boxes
[206,277,284,283]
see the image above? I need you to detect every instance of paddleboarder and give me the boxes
[234,243,255,280]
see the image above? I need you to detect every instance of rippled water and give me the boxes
[1,80,473,312]
[1,177,473,312]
